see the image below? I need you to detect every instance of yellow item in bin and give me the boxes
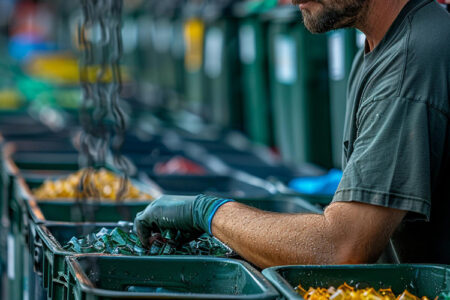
[32,168,152,201]
[295,283,428,300]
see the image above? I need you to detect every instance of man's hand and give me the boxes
[134,194,234,247]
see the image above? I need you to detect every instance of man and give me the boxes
[135,0,450,267]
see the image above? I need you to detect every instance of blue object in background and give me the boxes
[289,169,342,195]
[8,34,57,61]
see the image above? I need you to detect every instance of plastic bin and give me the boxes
[15,173,154,237]
[203,10,243,129]
[327,29,360,168]
[266,6,332,168]
[11,152,79,171]
[33,195,320,298]
[34,223,118,299]
[236,3,274,145]
[64,255,279,299]
[262,264,450,300]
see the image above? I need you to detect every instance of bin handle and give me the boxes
[33,230,44,275]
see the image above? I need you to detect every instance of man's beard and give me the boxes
[294,0,368,33]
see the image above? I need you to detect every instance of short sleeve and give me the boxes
[333,97,447,221]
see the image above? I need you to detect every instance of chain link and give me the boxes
[78,0,129,208]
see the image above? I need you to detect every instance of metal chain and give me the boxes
[78,0,129,209]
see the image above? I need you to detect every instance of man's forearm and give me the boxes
[211,201,406,269]
[211,202,337,268]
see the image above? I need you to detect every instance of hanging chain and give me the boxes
[77,0,129,207]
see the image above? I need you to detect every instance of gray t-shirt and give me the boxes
[333,0,450,263]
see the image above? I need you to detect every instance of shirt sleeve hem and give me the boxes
[333,188,430,221]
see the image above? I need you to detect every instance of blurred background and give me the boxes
[0,0,364,170]
[1,1,450,300]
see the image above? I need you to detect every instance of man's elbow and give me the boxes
[333,240,383,264]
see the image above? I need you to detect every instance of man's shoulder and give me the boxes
[407,2,450,58]
[400,2,449,114]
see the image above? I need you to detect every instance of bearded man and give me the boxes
[135,0,450,266]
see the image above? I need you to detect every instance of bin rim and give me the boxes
[262,263,450,300]
[17,172,158,224]
[66,254,280,299]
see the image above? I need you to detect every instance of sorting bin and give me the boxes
[64,255,279,299]
[262,264,450,300]
[266,6,332,168]
[33,195,320,298]
[34,223,119,299]
[15,172,154,241]
[327,29,360,168]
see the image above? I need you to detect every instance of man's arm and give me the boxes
[212,201,406,269]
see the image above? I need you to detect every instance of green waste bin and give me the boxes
[237,6,273,145]
[262,264,450,300]
[64,255,279,299]
[136,10,157,84]
[154,17,179,91]
[171,18,187,95]
[266,6,332,168]
[327,29,362,169]
[35,223,120,299]
[202,13,243,130]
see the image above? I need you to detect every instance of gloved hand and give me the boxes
[134,194,234,247]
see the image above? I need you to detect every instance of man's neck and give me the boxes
[356,0,410,52]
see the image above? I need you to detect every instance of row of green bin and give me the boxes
[136,0,364,169]
[1,128,450,299]
[12,172,450,300]
[0,124,309,299]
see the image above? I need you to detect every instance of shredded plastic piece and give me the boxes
[295,283,431,300]
[153,156,207,175]
[32,168,152,201]
[439,292,450,300]
[63,227,234,257]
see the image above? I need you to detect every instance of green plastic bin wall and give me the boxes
[262,264,450,300]
[203,17,243,130]
[267,7,332,168]
[3,157,29,300]
[148,15,165,87]
[153,17,179,91]
[172,19,187,95]
[35,223,117,299]
[327,29,359,169]
[136,11,157,83]
[239,15,272,145]
[65,255,279,299]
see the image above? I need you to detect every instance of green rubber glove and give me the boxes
[134,194,234,247]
